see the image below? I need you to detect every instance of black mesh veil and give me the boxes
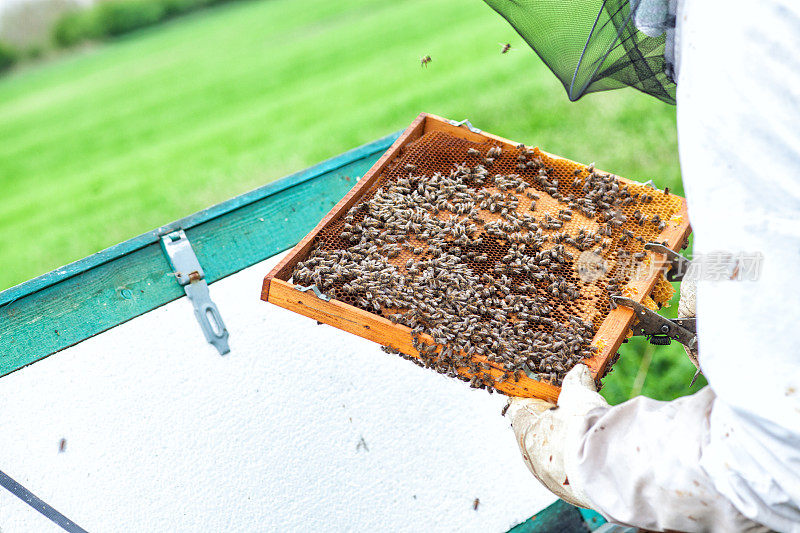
[484,0,676,104]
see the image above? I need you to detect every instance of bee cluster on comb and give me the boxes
[290,130,683,391]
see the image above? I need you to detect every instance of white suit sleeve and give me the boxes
[677,0,800,530]
[565,389,768,532]
[563,1,800,531]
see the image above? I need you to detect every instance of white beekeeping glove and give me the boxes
[505,364,608,508]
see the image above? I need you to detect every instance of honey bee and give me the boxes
[467,148,480,156]
[420,55,432,68]
[487,146,502,158]
[500,43,512,54]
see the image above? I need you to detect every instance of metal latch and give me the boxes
[160,230,230,355]
[295,284,331,301]
[645,242,691,282]
[447,119,482,134]
[613,245,699,385]
[612,296,697,349]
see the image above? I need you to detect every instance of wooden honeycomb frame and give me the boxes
[261,113,691,401]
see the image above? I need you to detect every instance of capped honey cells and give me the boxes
[290,130,684,391]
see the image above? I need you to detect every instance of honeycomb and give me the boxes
[648,276,676,310]
[291,130,683,389]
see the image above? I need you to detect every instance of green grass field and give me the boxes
[0,0,704,402]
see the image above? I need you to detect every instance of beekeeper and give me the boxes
[505,1,800,531]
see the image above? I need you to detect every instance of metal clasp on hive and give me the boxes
[295,284,331,302]
[612,296,696,349]
[446,119,482,134]
[644,242,690,282]
[160,229,230,355]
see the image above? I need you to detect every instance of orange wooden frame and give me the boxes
[262,113,691,401]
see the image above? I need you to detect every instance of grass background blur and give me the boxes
[0,0,705,402]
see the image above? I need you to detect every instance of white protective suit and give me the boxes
[509,1,800,531]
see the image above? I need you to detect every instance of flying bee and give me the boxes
[500,42,512,54]
[420,55,432,67]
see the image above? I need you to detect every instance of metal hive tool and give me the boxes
[262,113,691,401]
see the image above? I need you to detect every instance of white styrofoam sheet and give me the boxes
[0,253,555,532]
